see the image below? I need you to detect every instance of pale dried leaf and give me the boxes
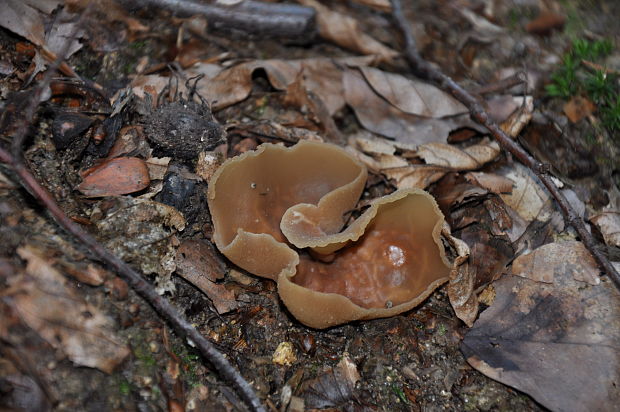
[344,146,382,172]
[359,66,467,117]
[299,0,398,62]
[1,0,46,46]
[24,0,63,14]
[10,246,130,373]
[193,56,374,113]
[499,96,533,137]
[43,8,83,58]
[145,156,170,181]
[590,212,620,248]
[465,172,514,194]
[499,163,549,222]
[416,140,500,170]
[383,164,449,190]
[512,241,600,285]
[350,134,397,155]
[375,153,409,169]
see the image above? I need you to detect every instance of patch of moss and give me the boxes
[118,378,132,396]
[173,343,203,388]
[546,38,619,138]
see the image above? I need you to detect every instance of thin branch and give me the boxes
[390,0,620,290]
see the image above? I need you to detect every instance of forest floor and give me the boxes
[1,0,619,411]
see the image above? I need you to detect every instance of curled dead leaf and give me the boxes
[443,224,477,327]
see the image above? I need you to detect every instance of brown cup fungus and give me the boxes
[208,141,451,328]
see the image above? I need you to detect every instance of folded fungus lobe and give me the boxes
[208,140,451,328]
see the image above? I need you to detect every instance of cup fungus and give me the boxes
[208,140,451,328]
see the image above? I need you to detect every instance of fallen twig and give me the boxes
[119,0,316,38]
[0,13,266,412]
[469,71,528,96]
[390,0,620,290]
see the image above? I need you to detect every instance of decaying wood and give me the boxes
[390,0,620,290]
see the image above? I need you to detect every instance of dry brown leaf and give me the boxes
[382,164,449,190]
[525,11,566,35]
[298,356,361,408]
[77,157,151,197]
[298,0,398,62]
[7,246,130,373]
[590,212,620,248]
[464,172,514,194]
[462,240,618,412]
[444,224,477,326]
[563,96,596,123]
[512,241,600,285]
[416,140,500,170]
[358,67,467,117]
[190,56,374,113]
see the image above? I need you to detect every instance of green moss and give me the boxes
[129,40,148,50]
[173,343,203,388]
[118,378,132,396]
[546,38,619,139]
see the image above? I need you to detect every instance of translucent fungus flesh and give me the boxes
[293,192,448,309]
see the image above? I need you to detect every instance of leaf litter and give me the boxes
[1,0,619,410]
[2,245,129,374]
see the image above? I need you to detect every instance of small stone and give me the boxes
[272,342,296,366]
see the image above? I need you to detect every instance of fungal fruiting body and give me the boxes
[208,140,451,328]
